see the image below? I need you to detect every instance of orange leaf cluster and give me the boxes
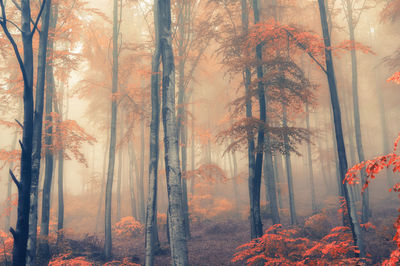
[49,253,93,266]
[387,71,400,84]
[232,224,362,265]
[113,216,143,238]
[346,133,400,263]
[103,258,140,266]
[0,230,13,263]
[43,113,96,166]
[0,149,20,170]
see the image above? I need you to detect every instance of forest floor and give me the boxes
[41,198,399,266]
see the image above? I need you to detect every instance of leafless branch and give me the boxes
[9,169,21,189]
[31,0,47,36]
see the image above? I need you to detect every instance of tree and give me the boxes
[27,0,52,264]
[342,0,372,224]
[0,0,47,264]
[305,102,318,214]
[145,0,161,264]
[250,0,266,238]
[317,0,364,257]
[38,3,58,260]
[104,0,119,260]
[158,0,189,264]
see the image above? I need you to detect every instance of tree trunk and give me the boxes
[158,0,189,263]
[38,4,57,259]
[273,154,283,209]
[128,140,138,220]
[95,134,109,233]
[180,111,190,239]
[26,1,51,263]
[250,0,265,238]
[317,0,364,257]
[104,0,119,260]
[54,82,65,243]
[6,126,19,232]
[139,117,146,224]
[376,70,394,188]
[345,0,369,222]
[4,0,37,263]
[305,103,318,213]
[190,97,195,197]
[145,9,161,262]
[116,123,123,222]
[240,0,256,241]
[283,104,297,225]
[57,150,64,234]
[230,151,240,216]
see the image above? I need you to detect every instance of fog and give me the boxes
[0,0,399,265]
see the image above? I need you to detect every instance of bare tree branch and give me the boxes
[0,16,22,32]
[30,0,47,36]
[9,169,21,189]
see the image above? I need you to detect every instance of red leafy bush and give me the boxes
[346,133,400,264]
[113,216,143,239]
[302,212,331,239]
[48,252,93,265]
[232,224,362,265]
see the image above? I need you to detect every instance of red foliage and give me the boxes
[103,258,140,266]
[387,71,400,84]
[0,230,13,264]
[346,133,400,263]
[232,224,362,265]
[48,253,93,266]
[113,216,143,238]
[44,112,96,166]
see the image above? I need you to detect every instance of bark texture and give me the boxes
[104,0,119,259]
[318,0,364,257]
[38,5,57,259]
[145,3,161,262]
[159,0,189,264]
[27,0,51,263]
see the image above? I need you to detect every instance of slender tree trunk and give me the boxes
[283,104,297,225]
[273,154,283,209]
[145,9,161,262]
[176,0,191,240]
[26,1,51,263]
[317,0,364,257]
[38,5,57,259]
[190,98,195,197]
[376,70,394,188]
[132,144,141,219]
[231,151,240,216]
[95,134,109,232]
[116,124,123,222]
[180,111,190,239]
[317,123,330,195]
[57,150,64,232]
[305,103,318,213]
[250,0,265,238]
[104,0,119,259]
[241,0,256,240]
[129,141,138,220]
[345,0,369,222]
[139,117,146,223]
[54,82,65,243]
[158,0,188,263]
[6,126,19,232]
